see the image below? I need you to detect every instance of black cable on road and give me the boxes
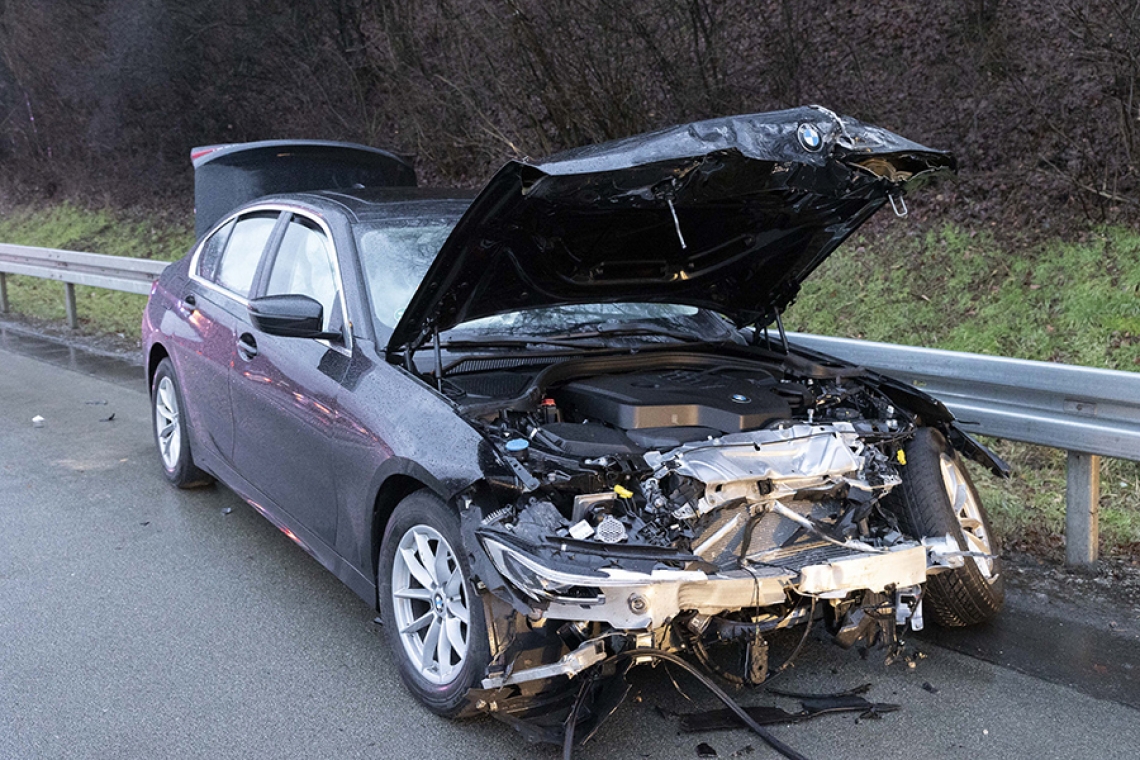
[611,648,811,760]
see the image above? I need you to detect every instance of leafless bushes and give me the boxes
[0,0,1136,227]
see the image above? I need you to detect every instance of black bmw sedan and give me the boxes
[143,108,1005,750]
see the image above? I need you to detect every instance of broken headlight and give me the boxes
[480,537,605,604]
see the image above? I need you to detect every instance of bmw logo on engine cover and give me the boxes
[731,394,751,404]
[797,123,823,152]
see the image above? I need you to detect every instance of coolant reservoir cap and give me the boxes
[505,438,529,453]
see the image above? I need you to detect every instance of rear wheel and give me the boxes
[151,358,213,489]
[378,491,489,717]
[887,428,1003,627]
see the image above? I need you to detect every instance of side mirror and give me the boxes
[248,294,340,340]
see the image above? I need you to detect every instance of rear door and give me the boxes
[180,210,283,465]
[229,211,349,546]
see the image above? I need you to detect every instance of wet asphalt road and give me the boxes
[2,329,1139,760]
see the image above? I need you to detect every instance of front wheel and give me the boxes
[378,491,490,717]
[886,428,1004,627]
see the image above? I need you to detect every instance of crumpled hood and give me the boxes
[389,106,954,352]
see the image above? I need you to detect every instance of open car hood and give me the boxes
[388,106,954,352]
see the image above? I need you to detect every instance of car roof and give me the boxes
[256,187,478,224]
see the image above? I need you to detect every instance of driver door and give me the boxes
[229,212,349,547]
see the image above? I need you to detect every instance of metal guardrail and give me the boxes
[789,333,1140,566]
[0,243,169,328]
[0,243,1135,566]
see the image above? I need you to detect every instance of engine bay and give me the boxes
[452,351,918,573]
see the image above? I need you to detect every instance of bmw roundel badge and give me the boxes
[797,123,823,152]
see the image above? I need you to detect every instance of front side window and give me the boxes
[215,212,279,298]
[265,216,340,332]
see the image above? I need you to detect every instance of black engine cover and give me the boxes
[555,368,791,433]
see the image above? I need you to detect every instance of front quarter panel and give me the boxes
[331,341,492,581]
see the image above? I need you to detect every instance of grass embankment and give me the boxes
[787,224,1140,556]
[0,204,194,336]
[1,204,1137,554]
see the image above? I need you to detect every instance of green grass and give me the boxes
[2,203,1138,553]
[0,203,195,337]
[787,224,1140,553]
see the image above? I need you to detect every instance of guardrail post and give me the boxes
[64,282,78,329]
[0,272,8,313]
[1065,451,1100,567]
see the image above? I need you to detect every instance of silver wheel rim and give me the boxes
[391,525,470,685]
[155,376,181,471]
[939,453,996,580]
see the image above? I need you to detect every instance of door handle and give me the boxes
[182,293,197,310]
[237,333,258,360]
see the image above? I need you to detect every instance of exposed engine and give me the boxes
[465,358,914,567]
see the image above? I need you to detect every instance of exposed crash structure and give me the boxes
[443,348,1002,749]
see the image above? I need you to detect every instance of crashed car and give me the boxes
[143,108,1005,748]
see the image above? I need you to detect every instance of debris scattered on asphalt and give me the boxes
[32,415,44,428]
[767,684,872,700]
[101,413,115,422]
[800,694,898,716]
[730,746,754,758]
[140,521,150,526]
[679,692,900,732]
[696,742,718,758]
[221,507,232,515]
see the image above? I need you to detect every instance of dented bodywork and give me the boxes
[451,350,973,709]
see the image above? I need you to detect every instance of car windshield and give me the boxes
[356,219,455,332]
[355,219,735,345]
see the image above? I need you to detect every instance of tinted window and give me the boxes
[197,218,234,282]
[216,212,279,298]
[266,217,340,331]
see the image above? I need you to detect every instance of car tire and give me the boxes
[378,490,490,718]
[886,427,1004,627]
[151,358,214,489]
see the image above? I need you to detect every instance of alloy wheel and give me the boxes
[939,453,996,580]
[390,524,471,685]
[155,376,181,471]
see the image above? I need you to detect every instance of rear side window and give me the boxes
[197,218,234,282]
[265,217,340,331]
[215,212,279,298]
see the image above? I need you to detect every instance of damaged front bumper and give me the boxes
[479,530,964,634]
